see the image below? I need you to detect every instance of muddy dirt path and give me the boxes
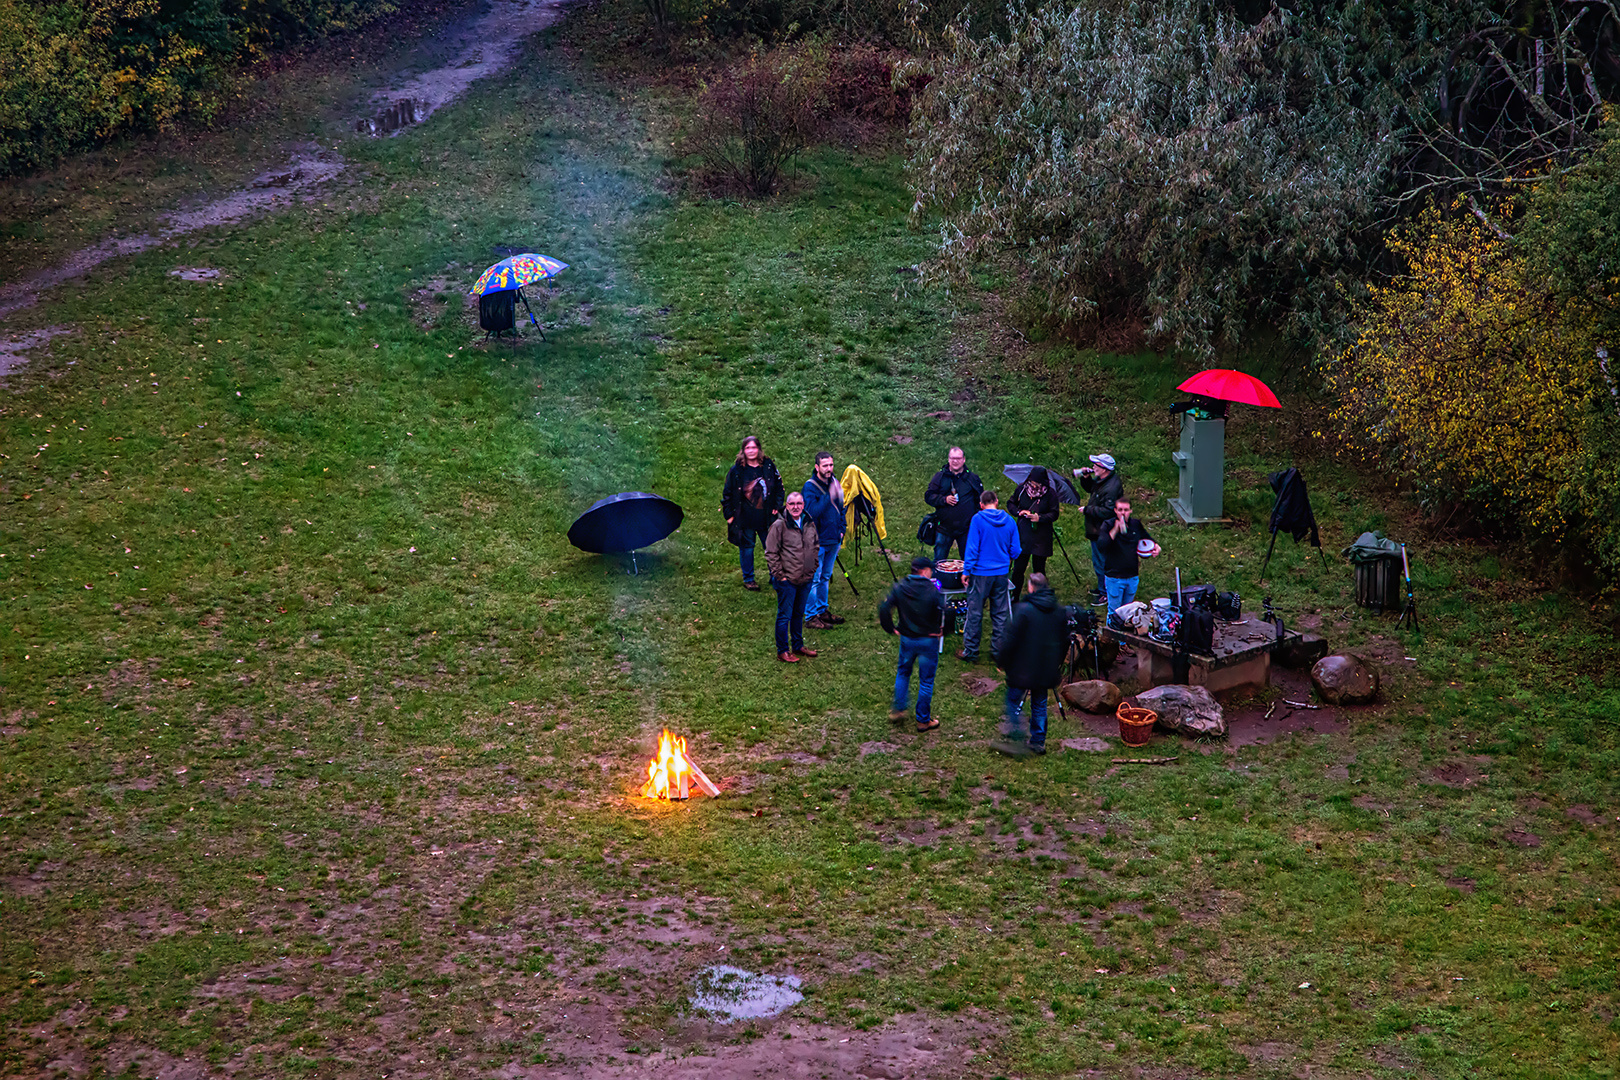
[0,0,566,331]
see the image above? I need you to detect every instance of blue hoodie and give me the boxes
[964,507,1021,576]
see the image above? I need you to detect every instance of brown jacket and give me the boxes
[764,512,819,584]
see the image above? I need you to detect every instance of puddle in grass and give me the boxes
[690,965,804,1021]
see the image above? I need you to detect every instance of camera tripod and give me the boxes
[1394,543,1420,632]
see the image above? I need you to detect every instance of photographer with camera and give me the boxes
[1095,498,1160,614]
[924,447,984,564]
[1076,453,1123,605]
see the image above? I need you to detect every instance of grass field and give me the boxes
[2,3,1618,1077]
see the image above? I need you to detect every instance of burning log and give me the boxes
[642,729,719,800]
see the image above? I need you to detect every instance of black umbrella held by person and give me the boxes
[568,492,684,574]
[1002,463,1084,585]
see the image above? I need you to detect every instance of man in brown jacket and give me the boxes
[764,490,820,662]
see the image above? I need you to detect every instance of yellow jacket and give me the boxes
[841,464,887,540]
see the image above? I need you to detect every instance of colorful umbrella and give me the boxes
[1176,369,1281,408]
[469,253,568,296]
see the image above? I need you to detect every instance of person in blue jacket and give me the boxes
[957,488,1021,662]
[801,451,847,629]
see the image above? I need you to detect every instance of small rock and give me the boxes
[1136,684,1225,737]
[1058,679,1123,713]
[1310,653,1379,705]
[1276,632,1329,669]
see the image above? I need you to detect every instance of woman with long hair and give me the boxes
[1009,466,1060,593]
[721,435,785,590]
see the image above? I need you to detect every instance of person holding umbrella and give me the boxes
[764,491,820,662]
[721,435,784,591]
[1077,452,1123,604]
[1008,466,1060,593]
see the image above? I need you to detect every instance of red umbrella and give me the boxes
[1176,369,1281,408]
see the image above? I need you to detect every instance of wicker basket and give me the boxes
[1116,702,1157,746]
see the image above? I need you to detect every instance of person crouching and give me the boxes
[764,491,820,662]
[879,556,946,733]
[991,572,1068,757]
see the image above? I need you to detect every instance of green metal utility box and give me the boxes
[1169,415,1228,524]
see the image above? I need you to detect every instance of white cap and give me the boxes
[1089,453,1116,471]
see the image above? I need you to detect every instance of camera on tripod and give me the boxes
[1065,604,1098,636]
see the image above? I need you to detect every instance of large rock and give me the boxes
[1136,684,1226,738]
[1311,653,1379,705]
[1058,680,1123,714]
[1276,632,1329,669]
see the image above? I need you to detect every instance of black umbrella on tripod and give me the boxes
[568,492,683,574]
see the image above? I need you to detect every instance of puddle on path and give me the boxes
[357,0,566,136]
[0,326,74,381]
[1,0,569,324]
[690,965,804,1022]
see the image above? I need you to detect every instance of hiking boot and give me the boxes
[777,651,799,663]
[743,581,761,591]
[793,646,818,658]
[825,613,847,625]
[1088,589,1104,605]
[805,616,835,630]
[1029,743,1047,756]
[955,649,978,662]
[916,718,940,733]
[990,739,1035,758]
[889,709,909,723]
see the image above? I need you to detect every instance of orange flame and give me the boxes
[642,729,691,800]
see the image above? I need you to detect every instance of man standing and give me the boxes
[924,447,983,564]
[991,573,1069,757]
[957,489,1020,662]
[802,452,846,629]
[878,556,946,733]
[763,491,820,662]
[721,435,784,591]
[1077,453,1123,604]
[1095,498,1160,614]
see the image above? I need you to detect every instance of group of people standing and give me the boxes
[719,438,1160,755]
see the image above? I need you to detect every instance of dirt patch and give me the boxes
[357,0,566,136]
[1061,737,1113,753]
[960,674,1001,697]
[891,434,914,444]
[168,267,222,281]
[1565,804,1610,826]
[1223,666,1348,748]
[1503,826,1542,848]
[0,151,343,322]
[1445,875,1476,893]
[0,324,74,380]
[859,741,900,758]
[1426,756,1492,789]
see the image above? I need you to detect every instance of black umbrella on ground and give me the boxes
[1001,463,1081,505]
[568,492,684,574]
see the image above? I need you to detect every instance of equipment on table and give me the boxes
[1259,467,1326,581]
[935,559,964,590]
[1217,591,1242,621]
[1394,543,1420,633]
[1345,530,1403,614]
[1168,369,1281,525]
[567,491,684,574]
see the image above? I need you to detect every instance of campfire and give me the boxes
[641,729,720,800]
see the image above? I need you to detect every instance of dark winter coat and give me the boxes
[802,474,846,548]
[722,457,785,529]
[764,513,820,585]
[996,586,1069,691]
[1009,483,1060,558]
[924,467,984,539]
[1096,516,1154,579]
[1267,467,1320,548]
[878,574,946,638]
[1080,470,1124,541]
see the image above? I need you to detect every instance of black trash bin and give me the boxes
[479,289,516,338]
[1354,555,1403,614]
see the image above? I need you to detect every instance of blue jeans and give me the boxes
[962,572,1011,658]
[933,533,967,564]
[1090,539,1106,594]
[1105,575,1139,615]
[807,542,840,618]
[893,635,939,721]
[772,579,810,654]
[736,525,759,583]
[1004,686,1048,747]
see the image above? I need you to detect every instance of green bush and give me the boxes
[0,0,398,176]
